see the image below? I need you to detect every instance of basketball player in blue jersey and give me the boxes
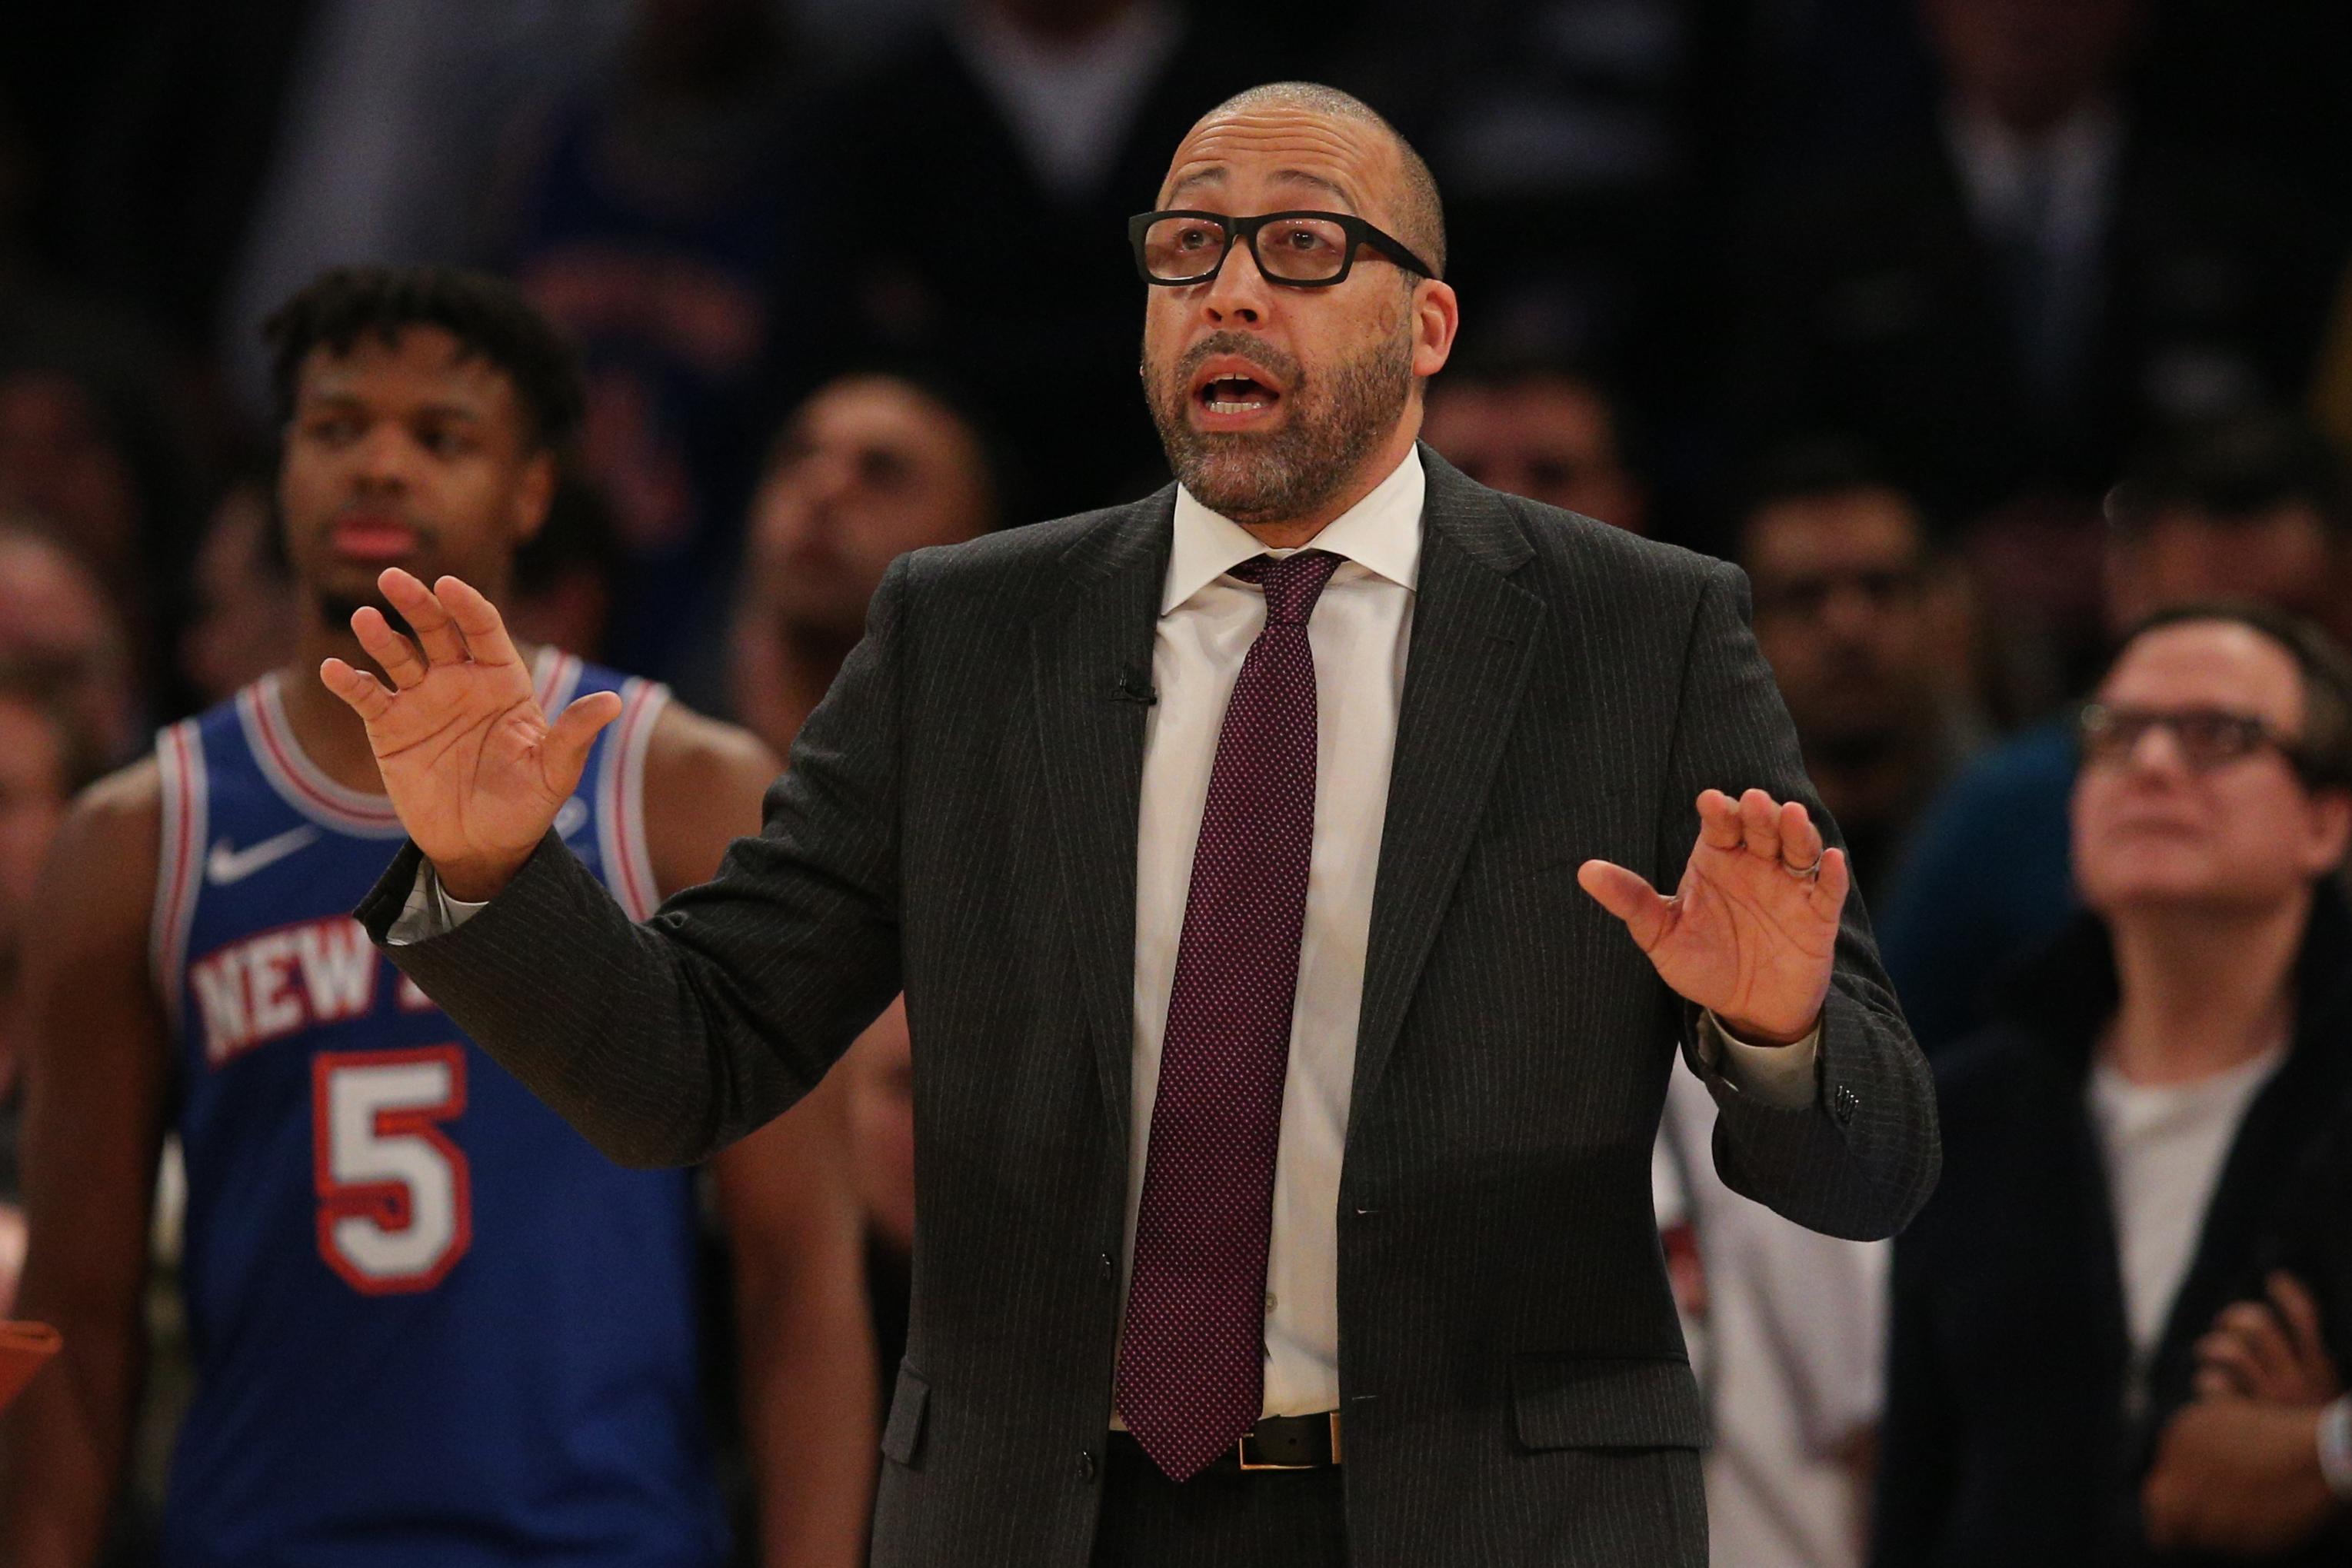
[0,268,877,1567]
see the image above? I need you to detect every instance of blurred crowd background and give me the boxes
[3,0,2352,1563]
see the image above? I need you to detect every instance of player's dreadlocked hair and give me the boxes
[262,266,587,453]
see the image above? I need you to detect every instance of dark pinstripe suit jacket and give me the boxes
[360,446,1939,1567]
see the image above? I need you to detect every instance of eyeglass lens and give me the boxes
[1141,215,1355,283]
[2082,707,2276,771]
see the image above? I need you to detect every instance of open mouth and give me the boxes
[1198,375,1280,414]
[1188,354,1290,426]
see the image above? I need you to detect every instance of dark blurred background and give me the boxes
[2,0,2346,728]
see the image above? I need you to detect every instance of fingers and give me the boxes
[2203,1302,2302,1399]
[2267,1273,2337,1390]
[2223,1301,2303,1389]
[2194,1360,2249,1402]
[378,568,470,666]
[318,657,393,721]
[1699,790,1834,874]
[542,691,626,794]
[438,575,524,671]
[1779,800,1824,871]
[1697,789,1744,851]
[1577,859,1673,951]
[350,605,428,690]
[1737,788,1784,865]
[1814,844,1851,913]
[2194,1331,2263,1400]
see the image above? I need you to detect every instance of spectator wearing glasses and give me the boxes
[1874,603,2352,1566]
[1877,410,2352,1052]
[1737,444,1982,909]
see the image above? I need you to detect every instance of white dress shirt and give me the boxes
[401,445,1821,1422]
[1121,449,1425,1419]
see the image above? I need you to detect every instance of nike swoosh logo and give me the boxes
[207,825,321,884]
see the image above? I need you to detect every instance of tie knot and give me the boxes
[1231,550,1341,625]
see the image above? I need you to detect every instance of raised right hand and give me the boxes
[319,568,622,901]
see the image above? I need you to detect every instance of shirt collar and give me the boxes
[1944,98,2121,242]
[1163,445,1424,614]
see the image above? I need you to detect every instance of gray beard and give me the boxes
[1146,328,1415,527]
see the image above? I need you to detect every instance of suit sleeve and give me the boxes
[354,558,914,1168]
[1663,558,1941,1240]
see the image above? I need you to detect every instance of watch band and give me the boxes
[2317,1394,2352,1503]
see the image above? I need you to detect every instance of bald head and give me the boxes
[1143,82,1461,538]
[1186,82,1446,281]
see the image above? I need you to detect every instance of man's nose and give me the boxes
[800,450,862,514]
[351,424,416,488]
[1198,238,1272,325]
[1819,581,1881,638]
[2124,721,2191,778]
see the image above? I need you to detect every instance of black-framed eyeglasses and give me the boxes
[1128,210,1439,288]
[2077,702,2309,777]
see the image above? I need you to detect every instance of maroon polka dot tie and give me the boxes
[1115,548,1342,1482]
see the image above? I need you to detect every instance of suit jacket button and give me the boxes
[1078,1448,1098,1483]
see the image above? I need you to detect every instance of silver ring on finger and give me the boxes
[1781,851,1824,881]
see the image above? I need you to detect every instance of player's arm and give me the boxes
[0,764,172,1568]
[712,1093,875,1567]
[645,710,877,1567]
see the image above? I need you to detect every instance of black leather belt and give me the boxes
[1112,1412,1342,1473]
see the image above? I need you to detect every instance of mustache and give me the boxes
[1171,332,1304,392]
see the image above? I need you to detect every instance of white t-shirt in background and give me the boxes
[2087,1040,2286,1413]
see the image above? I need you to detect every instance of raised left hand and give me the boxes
[1577,788,1846,1045]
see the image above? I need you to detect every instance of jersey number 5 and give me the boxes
[312,1047,473,1293]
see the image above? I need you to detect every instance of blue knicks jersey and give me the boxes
[149,654,727,1568]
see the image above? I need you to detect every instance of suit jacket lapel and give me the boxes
[1032,492,1174,1147]
[1349,448,1545,1125]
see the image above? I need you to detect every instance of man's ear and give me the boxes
[1411,279,1459,381]
[2303,786,2352,877]
[513,451,557,546]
